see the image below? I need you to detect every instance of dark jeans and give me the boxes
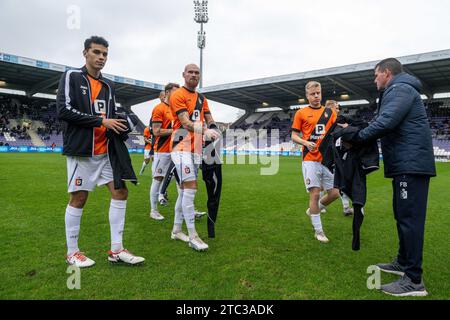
[392,174,430,283]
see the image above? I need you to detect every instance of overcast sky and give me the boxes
[1,0,450,124]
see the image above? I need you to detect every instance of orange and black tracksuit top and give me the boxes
[291,105,337,162]
[57,65,118,157]
[169,86,211,153]
[143,127,152,151]
[151,102,173,153]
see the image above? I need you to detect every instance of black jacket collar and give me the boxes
[81,65,103,80]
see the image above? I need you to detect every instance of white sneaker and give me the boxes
[66,251,95,268]
[189,235,209,251]
[158,194,168,206]
[315,231,330,243]
[171,231,190,243]
[108,249,145,265]
[194,210,207,219]
[343,207,354,216]
[150,210,165,221]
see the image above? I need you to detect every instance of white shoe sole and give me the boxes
[314,235,329,243]
[171,233,189,243]
[376,266,405,276]
[150,215,165,221]
[67,260,95,268]
[382,290,428,297]
[188,242,208,251]
[107,257,145,265]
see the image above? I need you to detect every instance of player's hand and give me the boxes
[338,123,349,129]
[102,119,128,134]
[204,128,221,141]
[305,141,317,151]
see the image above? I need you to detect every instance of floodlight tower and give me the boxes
[194,0,208,88]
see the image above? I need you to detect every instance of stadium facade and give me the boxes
[0,50,449,160]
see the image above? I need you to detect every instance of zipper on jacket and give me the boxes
[81,73,96,157]
[102,80,112,119]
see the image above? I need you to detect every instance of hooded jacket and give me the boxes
[357,73,436,178]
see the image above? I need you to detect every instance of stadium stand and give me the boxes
[0,94,146,148]
[1,49,449,160]
[222,99,450,159]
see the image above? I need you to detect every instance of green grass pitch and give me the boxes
[0,153,449,299]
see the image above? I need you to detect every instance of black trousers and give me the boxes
[201,163,222,238]
[392,174,430,283]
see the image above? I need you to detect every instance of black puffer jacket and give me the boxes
[357,73,436,178]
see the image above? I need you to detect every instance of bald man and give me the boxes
[168,64,220,251]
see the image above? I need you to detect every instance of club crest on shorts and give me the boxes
[75,178,83,186]
[184,166,191,174]
[306,178,311,185]
[157,168,163,174]
[401,188,408,200]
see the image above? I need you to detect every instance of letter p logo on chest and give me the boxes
[94,100,106,114]
[192,110,200,121]
[315,124,326,135]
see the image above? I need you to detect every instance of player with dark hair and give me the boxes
[57,36,144,267]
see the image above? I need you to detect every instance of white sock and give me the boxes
[341,193,350,209]
[311,214,323,233]
[173,187,184,233]
[182,188,197,238]
[65,205,83,256]
[139,161,147,174]
[150,179,162,211]
[109,199,126,253]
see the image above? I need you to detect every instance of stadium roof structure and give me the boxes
[200,49,450,112]
[0,52,164,109]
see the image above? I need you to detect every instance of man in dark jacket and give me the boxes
[57,36,144,268]
[354,58,436,297]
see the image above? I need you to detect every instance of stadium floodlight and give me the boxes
[340,94,350,100]
[193,0,208,88]
[0,81,6,86]
[262,102,269,107]
[194,0,209,23]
